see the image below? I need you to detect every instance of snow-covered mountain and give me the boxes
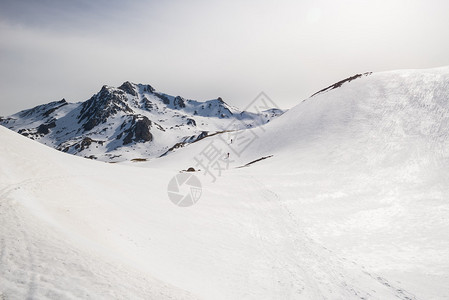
[0,82,284,162]
[1,67,449,299]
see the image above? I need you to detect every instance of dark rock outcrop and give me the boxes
[58,137,104,153]
[37,121,56,135]
[174,96,186,108]
[186,118,196,126]
[19,99,68,119]
[118,81,137,97]
[142,97,154,111]
[78,86,133,131]
[154,93,170,105]
[120,115,153,145]
[143,85,155,93]
[311,72,372,97]
[43,99,68,117]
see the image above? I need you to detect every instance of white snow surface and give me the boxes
[1,67,449,299]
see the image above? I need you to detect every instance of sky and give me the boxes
[1,0,448,115]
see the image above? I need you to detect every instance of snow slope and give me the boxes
[145,66,449,298]
[1,67,449,299]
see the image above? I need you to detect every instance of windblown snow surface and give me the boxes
[1,67,449,299]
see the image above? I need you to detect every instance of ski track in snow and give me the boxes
[1,173,421,299]
[245,176,418,300]
[0,181,38,299]
[0,178,197,300]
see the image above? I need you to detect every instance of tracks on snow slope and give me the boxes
[245,176,418,299]
[0,177,197,300]
[0,179,39,299]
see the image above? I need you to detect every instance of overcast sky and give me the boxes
[1,0,448,115]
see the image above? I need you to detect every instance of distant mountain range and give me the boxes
[0,82,284,162]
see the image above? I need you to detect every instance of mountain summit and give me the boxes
[0,82,284,162]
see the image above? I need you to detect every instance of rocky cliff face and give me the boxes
[78,86,133,131]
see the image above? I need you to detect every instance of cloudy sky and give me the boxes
[1,0,448,115]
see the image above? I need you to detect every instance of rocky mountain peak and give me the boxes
[142,84,155,93]
[17,99,68,119]
[1,82,285,162]
[173,96,186,108]
[78,85,133,131]
[118,81,137,97]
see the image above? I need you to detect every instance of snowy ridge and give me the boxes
[0,82,284,162]
[310,72,373,97]
[161,66,449,170]
[145,66,449,298]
